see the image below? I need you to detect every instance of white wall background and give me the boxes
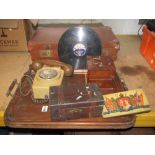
[101,19,140,35]
[38,19,141,35]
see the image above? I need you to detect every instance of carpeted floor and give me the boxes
[115,35,155,111]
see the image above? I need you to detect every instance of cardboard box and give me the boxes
[0,19,35,52]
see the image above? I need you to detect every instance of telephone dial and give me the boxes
[32,59,73,99]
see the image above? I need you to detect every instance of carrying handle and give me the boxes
[6,79,18,97]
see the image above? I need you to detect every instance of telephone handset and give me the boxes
[32,59,73,76]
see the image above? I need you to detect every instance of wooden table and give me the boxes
[4,71,135,130]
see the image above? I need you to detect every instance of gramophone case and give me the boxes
[28,24,119,61]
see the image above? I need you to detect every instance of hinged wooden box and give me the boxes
[50,83,104,121]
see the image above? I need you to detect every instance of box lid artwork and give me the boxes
[102,89,151,118]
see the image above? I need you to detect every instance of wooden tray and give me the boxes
[4,70,135,129]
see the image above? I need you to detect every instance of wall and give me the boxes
[101,19,140,35]
[38,19,141,35]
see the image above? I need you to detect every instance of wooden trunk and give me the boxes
[28,24,119,61]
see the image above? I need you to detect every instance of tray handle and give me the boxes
[6,79,18,97]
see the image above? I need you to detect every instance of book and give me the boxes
[102,89,151,118]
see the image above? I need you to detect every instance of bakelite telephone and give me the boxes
[32,60,73,99]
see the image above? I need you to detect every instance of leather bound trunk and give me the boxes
[28,24,119,61]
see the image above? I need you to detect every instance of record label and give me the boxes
[73,43,86,56]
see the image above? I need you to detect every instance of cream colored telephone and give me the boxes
[32,66,64,99]
[32,59,73,99]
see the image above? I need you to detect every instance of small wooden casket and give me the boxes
[50,83,104,121]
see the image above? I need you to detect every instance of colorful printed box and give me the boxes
[102,89,151,118]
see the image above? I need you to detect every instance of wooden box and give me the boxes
[87,56,120,94]
[50,83,104,121]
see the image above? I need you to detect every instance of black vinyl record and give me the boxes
[58,26,102,69]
